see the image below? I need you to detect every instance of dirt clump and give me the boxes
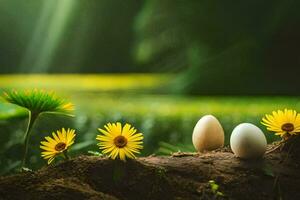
[0,146,300,200]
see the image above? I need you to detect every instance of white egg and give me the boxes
[192,115,224,152]
[230,123,267,159]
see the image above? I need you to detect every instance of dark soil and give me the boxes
[0,145,300,200]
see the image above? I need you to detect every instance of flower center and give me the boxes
[55,142,66,151]
[281,123,294,132]
[114,136,127,148]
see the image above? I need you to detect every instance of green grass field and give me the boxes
[0,74,299,174]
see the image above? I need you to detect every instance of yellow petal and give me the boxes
[45,136,57,145]
[43,154,56,159]
[128,133,143,142]
[66,130,76,145]
[98,128,114,138]
[123,147,137,159]
[40,145,56,151]
[119,149,126,161]
[57,130,64,142]
[41,151,56,156]
[47,156,55,164]
[52,132,60,143]
[102,145,116,154]
[121,123,131,137]
[96,135,113,142]
[62,128,67,143]
[111,148,119,159]
[40,141,53,147]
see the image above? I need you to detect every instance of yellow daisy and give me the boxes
[261,109,300,138]
[96,122,143,161]
[40,128,76,164]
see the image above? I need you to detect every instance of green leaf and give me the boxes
[262,164,275,177]
[87,151,103,156]
[21,167,33,172]
[211,183,219,192]
[216,191,225,196]
[72,141,94,151]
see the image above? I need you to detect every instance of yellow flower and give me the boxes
[40,128,76,164]
[96,122,143,161]
[261,109,300,138]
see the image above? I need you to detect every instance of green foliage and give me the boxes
[134,0,300,95]
[0,93,290,174]
[156,142,194,155]
[87,151,103,157]
[0,101,27,120]
[0,86,297,174]
[209,180,225,197]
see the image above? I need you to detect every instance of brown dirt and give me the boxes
[0,145,300,200]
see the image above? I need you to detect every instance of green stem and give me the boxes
[63,151,70,161]
[21,111,39,169]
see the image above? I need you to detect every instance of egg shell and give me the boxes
[230,123,267,159]
[192,115,224,152]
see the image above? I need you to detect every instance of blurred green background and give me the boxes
[1,0,300,174]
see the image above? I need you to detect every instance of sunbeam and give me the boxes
[19,0,77,73]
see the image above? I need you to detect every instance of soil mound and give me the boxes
[0,147,300,200]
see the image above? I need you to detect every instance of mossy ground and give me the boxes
[1,144,300,200]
